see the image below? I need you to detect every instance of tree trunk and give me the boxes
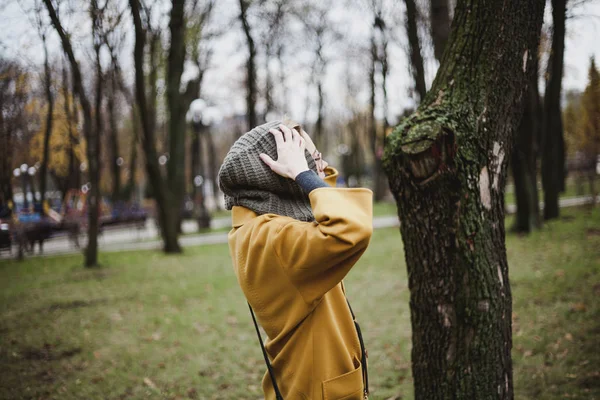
[129,0,181,253]
[404,0,427,102]
[369,34,382,200]
[107,68,121,202]
[87,2,103,268]
[126,105,139,200]
[382,0,545,398]
[62,60,80,197]
[43,0,100,267]
[430,0,451,62]
[166,0,188,251]
[207,132,220,210]
[239,0,258,130]
[277,45,288,115]
[512,51,542,233]
[40,35,53,206]
[542,0,566,220]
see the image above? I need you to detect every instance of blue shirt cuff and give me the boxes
[295,170,328,193]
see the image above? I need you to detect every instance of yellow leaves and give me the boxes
[27,92,85,178]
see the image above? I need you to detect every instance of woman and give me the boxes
[219,120,373,400]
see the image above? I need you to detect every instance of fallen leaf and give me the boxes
[555,269,565,277]
[570,303,587,312]
[564,333,573,341]
[143,377,158,391]
[524,350,533,357]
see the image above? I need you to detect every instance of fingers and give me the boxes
[299,128,316,154]
[279,124,293,142]
[269,128,285,148]
[291,127,301,146]
[259,153,277,169]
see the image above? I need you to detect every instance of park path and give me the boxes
[3,195,597,259]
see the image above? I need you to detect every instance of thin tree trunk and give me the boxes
[207,133,220,210]
[542,0,566,220]
[62,60,78,196]
[40,34,53,206]
[129,0,180,253]
[239,0,258,129]
[107,68,121,202]
[316,79,324,151]
[264,42,274,119]
[166,0,187,251]
[191,127,200,199]
[126,105,139,200]
[404,0,427,102]
[430,0,451,62]
[383,0,545,397]
[277,45,288,115]
[512,52,542,233]
[43,0,100,267]
[88,2,104,267]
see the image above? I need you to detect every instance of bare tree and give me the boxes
[42,0,103,267]
[404,0,427,102]
[512,47,542,233]
[297,4,331,152]
[129,0,200,253]
[32,1,54,207]
[238,0,258,130]
[542,0,567,220]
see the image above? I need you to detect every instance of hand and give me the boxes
[260,124,309,180]
[298,128,317,155]
[298,128,328,178]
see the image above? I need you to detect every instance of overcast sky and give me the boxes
[1,0,599,126]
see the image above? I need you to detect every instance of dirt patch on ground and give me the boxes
[45,298,108,312]
[20,343,82,361]
[586,228,600,237]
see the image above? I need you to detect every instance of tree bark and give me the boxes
[404,0,427,102]
[430,0,451,62]
[107,68,121,202]
[88,0,104,267]
[542,0,567,220]
[43,0,100,267]
[382,0,545,398]
[207,132,220,209]
[165,0,190,250]
[239,0,258,130]
[512,50,542,233]
[40,34,53,206]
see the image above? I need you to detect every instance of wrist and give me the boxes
[291,167,310,180]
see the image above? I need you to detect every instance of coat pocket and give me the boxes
[321,357,364,400]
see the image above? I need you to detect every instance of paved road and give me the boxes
[3,195,597,259]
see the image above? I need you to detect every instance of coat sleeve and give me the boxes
[268,187,373,304]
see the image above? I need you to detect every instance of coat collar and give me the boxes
[231,206,258,228]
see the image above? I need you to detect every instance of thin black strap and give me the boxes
[249,298,369,400]
[347,299,370,398]
[248,303,284,400]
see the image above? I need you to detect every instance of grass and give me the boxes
[1,207,599,400]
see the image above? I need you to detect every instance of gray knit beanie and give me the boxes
[218,120,319,222]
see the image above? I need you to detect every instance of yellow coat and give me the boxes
[227,168,373,400]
